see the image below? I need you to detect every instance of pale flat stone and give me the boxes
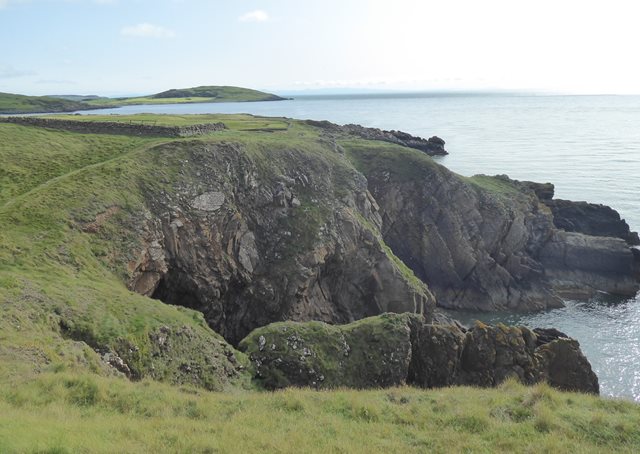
[191,192,225,211]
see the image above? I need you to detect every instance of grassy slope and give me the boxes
[0,92,94,114]
[1,114,639,452]
[84,85,285,107]
[1,374,639,453]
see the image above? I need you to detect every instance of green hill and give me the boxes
[152,85,285,101]
[84,85,286,107]
[0,86,286,114]
[0,114,639,452]
[0,92,99,114]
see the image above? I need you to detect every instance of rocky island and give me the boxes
[1,113,638,451]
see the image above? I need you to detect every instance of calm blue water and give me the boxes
[80,94,640,400]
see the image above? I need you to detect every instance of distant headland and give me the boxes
[0,85,287,115]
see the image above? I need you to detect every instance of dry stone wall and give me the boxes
[0,116,226,137]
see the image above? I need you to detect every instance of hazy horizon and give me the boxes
[2,0,640,96]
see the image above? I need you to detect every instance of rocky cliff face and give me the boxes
[350,146,639,310]
[119,123,639,344]
[239,313,599,394]
[126,140,432,344]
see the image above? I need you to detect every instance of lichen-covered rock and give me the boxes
[239,314,600,394]
[458,322,540,387]
[408,323,466,387]
[238,313,420,389]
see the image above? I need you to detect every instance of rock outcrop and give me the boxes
[126,141,433,344]
[304,119,448,156]
[353,148,639,310]
[239,313,599,394]
[544,199,640,245]
[539,230,639,298]
[115,126,639,343]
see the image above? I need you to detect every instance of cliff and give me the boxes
[0,114,637,394]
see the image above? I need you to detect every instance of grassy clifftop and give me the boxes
[1,114,639,452]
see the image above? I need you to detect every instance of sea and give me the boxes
[78,93,640,401]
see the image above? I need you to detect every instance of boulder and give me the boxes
[458,322,540,387]
[536,338,600,394]
[238,313,419,389]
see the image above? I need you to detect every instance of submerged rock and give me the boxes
[239,314,599,394]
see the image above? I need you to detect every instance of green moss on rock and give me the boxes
[239,313,422,390]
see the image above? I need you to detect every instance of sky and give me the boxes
[1,0,640,96]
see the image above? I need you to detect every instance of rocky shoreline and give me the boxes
[239,313,599,394]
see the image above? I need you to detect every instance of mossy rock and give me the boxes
[238,313,423,390]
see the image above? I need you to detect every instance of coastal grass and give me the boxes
[1,374,639,453]
[342,138,440,181]
[46,113,290,131]
[467,174,523,197]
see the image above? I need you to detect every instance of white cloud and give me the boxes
[120,23,176,38]
[0,0,24,9]
[0,65,36,79]
[238,9,269,23]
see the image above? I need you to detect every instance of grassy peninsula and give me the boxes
[83,85,286,107]
[0,86,286,114]
[1,114,639,452]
